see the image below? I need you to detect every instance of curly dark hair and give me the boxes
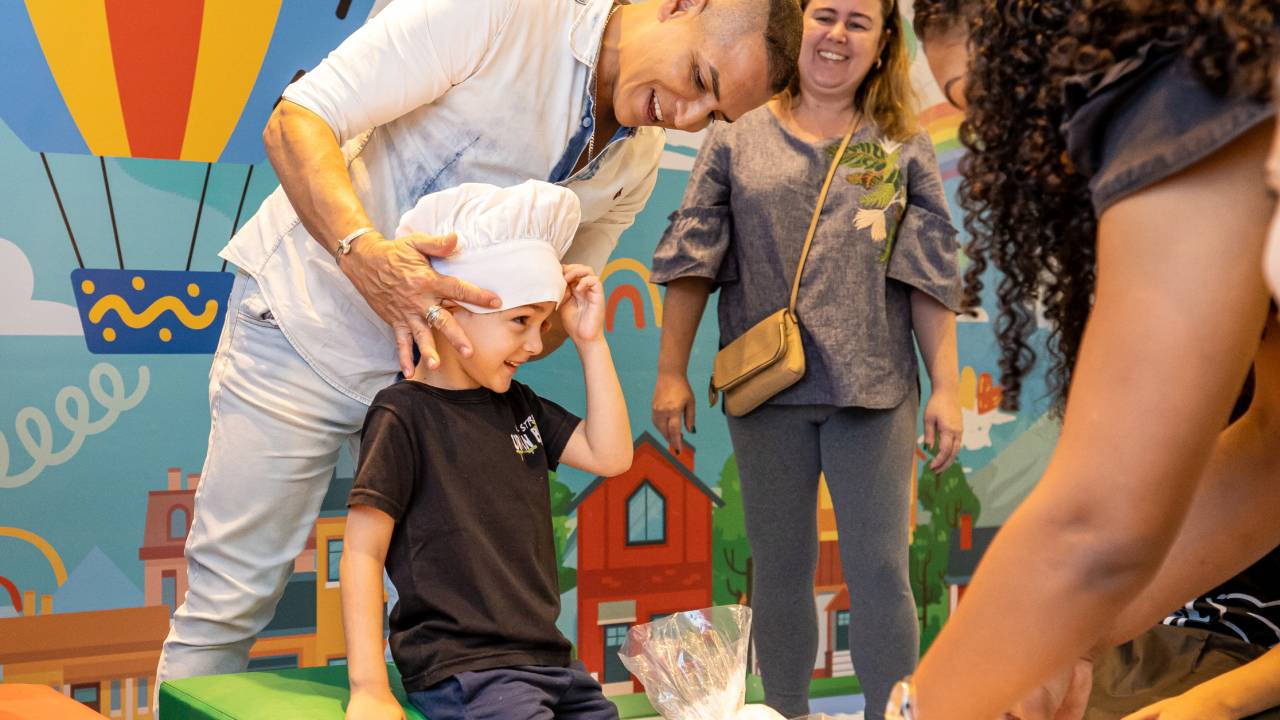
[911,0,977,42]
[958,0,1278,414]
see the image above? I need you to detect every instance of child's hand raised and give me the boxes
[560,264,605,344]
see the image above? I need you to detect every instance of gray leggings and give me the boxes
[727,398,919,720]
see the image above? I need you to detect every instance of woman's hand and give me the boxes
[345,689,406,720]
[1001,658,1094,720]
[340,231,500,376]
[923,386,963,471]
[1120,689,1239,720]
[559,264,606,345]
[653,373,696,453]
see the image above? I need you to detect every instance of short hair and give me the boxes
[762,0,804,93]
[707,0,803,94]
[911,0,976,41]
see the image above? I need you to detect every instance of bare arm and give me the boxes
[1090,317,1280,651]
[340,505,404,720]
[912,122,1276,720]
[1123,645,1280,720]
[910,290,962,470]
[651,277,714,453]
[558,266,633,476]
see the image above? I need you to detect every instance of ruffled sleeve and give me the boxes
[650,122,738,286]
[886,132,963,311]
[1061,40,1275,215]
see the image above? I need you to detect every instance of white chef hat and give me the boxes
[396,180,580,313]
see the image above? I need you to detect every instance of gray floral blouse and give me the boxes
[651,106,962,409]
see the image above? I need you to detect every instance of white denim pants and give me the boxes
[154,274,392,704]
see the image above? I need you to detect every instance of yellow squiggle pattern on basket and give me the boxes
[88,295,220,330]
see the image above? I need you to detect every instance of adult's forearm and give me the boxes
[910,290,959,393]
[657,277,713,377]
[263,100,376,253]
[1092,353,1280,652]
[1205,645,1280,719]
[914,479,1184,719]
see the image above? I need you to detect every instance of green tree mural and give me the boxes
[909,451,981,651]
[711,455,752,606]
[549,472,577,593]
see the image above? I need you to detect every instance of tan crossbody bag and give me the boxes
[708,118,859,417]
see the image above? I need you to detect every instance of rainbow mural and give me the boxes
[921,102,964,183]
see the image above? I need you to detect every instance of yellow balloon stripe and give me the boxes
[180,0,282,162]
[25,0,131,157]
[0,527,69,587]
[88,295,220,330]
[601,258,664,327]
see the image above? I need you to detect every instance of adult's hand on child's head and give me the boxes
[345,688,406,720]
[339,230,501,376]
[560,264,605,344]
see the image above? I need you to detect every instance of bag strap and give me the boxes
[787,115,860,314]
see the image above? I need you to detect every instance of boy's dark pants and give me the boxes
[408,662,619,720]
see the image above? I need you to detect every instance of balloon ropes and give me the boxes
[0,0,374,353]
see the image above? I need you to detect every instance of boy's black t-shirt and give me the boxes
[349,379,581,692]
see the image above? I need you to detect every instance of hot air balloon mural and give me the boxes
[0,0,375,353]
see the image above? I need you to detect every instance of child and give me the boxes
[340,180,633,720]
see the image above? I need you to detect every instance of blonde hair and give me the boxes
[783,0,919,142]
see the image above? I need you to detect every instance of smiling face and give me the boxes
[796,0,886,104]
[611,0,775,131]
[448,302,556,393]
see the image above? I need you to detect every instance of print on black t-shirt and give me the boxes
[348,379,582,692]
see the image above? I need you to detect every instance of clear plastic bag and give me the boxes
[618,605,785,720]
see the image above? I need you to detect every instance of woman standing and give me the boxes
[650,1,963,716]
[885,1,1280,718]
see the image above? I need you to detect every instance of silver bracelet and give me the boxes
[334,226,375,260]
[886,676,918,720]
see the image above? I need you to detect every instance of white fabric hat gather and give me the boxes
[396,180,581,313]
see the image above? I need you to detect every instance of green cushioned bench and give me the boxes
[159,664,861,719]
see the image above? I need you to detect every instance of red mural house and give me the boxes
[570,432,724,693]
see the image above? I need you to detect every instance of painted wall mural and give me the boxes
[0,2,1059,718]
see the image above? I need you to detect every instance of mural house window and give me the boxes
[162,570,178,615]
[168,506,189,540]
[603,623,631,683]
[248,654,299,672]
[327,538,343,583]
[71,683,100,711]
[137,678,148,712]
[627,481,665,545]
[110,680,121,715]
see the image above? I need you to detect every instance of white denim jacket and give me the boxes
[220,0,664,404]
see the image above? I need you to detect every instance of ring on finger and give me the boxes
[425,304,447,329]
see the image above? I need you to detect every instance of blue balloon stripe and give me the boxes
[219,0,376,164]
[0,2,90,156]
